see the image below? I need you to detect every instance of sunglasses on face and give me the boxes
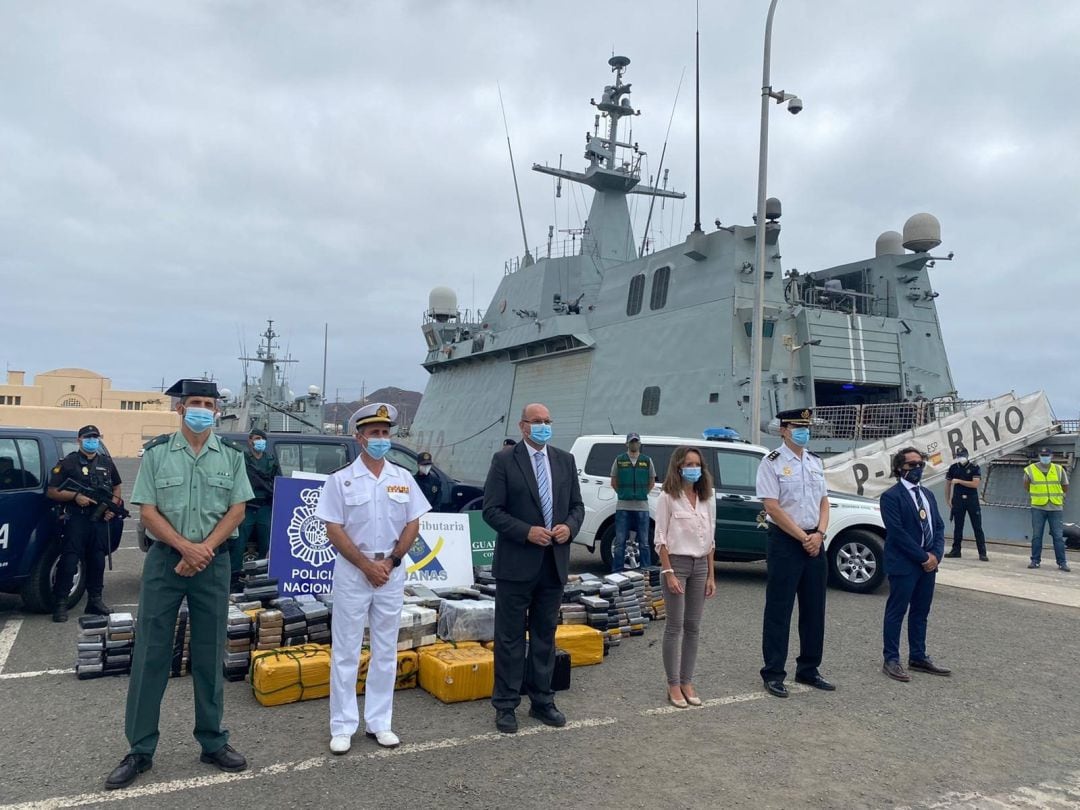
[902,461,926,469]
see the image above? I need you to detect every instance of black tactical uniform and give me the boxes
[48,426,122,620]
[413,451,444,511]
[944,450,987,560]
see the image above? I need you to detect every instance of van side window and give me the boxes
[276,443,349,477]
[584,444,622,477]
[0,438,41,490]
[714,449,759,491]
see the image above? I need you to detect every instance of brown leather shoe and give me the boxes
[883,660,911,682]
[909,658,952,676]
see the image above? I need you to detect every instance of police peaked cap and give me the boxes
[351,402,398,430]
[77,425,102,438]
[777,408,813,426]
[165,379,221,399]
[249,428,268,439]
[417,451,432,464]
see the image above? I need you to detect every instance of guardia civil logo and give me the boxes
[288,488,337,567]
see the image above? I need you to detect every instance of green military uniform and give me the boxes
[232,446,282,573]
[126,429,253,757]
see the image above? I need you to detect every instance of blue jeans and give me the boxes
[613,508,652,571]
[1030,509,1067,566]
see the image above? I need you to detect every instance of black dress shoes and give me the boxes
[763,680,788,698]
[944,551,961,559]
[105,754,152,790]
[883,660,911,682]
[908,658,952,676]
[84,596,111,615]
[528,703,566,727]
[199,743,248,772]
[795,674,836,691]
[52,604,68,623]
[495,709,518,734]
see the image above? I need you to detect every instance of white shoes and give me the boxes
[365,730,400,748]
[329,735,352,755]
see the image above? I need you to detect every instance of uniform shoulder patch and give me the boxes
[143,434,171,451]
[807,451,821,459]
[219,437,245,453]
[52,464,62,474]
[767,450,781,461]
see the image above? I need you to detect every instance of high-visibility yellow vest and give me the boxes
[1025,463,1064,507]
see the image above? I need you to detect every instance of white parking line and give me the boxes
[0,619,23,674]
[0,667,76,681]
[640,683,809,715]
[897,768,1080,808]
[0,717,618,809]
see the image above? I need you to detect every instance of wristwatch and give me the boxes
[815,527,827,541]
[390,554,403,568]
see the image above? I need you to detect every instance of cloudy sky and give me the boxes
[3,1,1078,416]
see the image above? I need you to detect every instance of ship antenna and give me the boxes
[640,67,686,256]
[692,0,702,234]
[498,82,534,268]
[607,416,617,435]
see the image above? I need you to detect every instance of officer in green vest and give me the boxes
[105,379,254,791]
[231,427,282,591]
[609,432,656,571]
[1023,447,1070,572]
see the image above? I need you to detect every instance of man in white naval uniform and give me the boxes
[315,403,430,753]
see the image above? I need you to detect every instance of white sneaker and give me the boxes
[329,735,352,754]
[365,730,400,748]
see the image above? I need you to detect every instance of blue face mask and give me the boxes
[81,438,100,453]
[681,466,702,483]
[790,427,811,447]
[903,465,924,484]
[1039,455,1052,465]
[253,439,267,453]
[529,423,553,445]
[183,406,215,433]
[364,438,392,460]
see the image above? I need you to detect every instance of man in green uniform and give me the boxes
[105,379,253,790]
[231,428,282,591]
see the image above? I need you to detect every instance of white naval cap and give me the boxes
[350,402,398,431]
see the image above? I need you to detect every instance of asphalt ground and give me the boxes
[1,459,1078,809]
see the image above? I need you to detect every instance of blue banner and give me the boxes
[268,477,337,596]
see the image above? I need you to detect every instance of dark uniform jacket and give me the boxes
[48,451,122,517]
[243,450,282,506]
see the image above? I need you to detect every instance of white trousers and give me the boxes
[329,559,404,736]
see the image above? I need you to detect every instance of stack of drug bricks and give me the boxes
[75,615,108,679]
[641,566,666,620]
[224,606,254,682]
[170,602,191,677]
[240,558,278,603]
[104,612,135,676]
[604,571,650,637]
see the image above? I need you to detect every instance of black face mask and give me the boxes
[903,466,924,485]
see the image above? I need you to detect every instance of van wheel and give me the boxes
[21,544,86,613]
[828,529,884,594]
[599,521,657,571]
[599,524,615,569]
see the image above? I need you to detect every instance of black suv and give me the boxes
[0,427,120,612]
[217,432,484,513]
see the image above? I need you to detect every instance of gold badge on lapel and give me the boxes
[82,467,89,476]
[919,509,927,520]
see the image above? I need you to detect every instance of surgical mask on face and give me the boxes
[418,464,432,475]
[81,438,100,453]
[956,456,968,465]
[253,439,267,452]
[1039,455,1052,465]
[681,466,702,483]
[903,465,924,484]
[183,406,215,433]
[364,438,392,460]
[529,423,553,445]
[790,427,811,447]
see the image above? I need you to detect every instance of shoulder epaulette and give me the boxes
[142,434,171,451]
[219,437,246,453]
[767,449,781,461]
[807,451,821,459]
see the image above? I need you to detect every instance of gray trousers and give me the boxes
[662,554,709,686]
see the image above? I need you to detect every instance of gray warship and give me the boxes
[407,56,1078,539]
[219,320,326,434]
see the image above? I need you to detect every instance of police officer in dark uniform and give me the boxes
[231,428,282,590]
[46,425,123,622]
[755,408,834,698]
[944,446,988,561]
[413,451,444,510]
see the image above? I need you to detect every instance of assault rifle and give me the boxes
[58,478,130,522]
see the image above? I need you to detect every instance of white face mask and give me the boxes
[418,465,432,475]
[957,456,968,465]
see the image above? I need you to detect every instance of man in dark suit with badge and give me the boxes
[880,447,951,682]
[483,402,584,734]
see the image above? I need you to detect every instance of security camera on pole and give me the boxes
[750,0,802,444]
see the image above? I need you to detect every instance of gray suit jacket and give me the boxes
[482,441,584,583]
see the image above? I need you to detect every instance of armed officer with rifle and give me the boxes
[46,424,124,622]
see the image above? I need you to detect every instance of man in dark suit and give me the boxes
[483,403,584,734]
[880,447,951,682]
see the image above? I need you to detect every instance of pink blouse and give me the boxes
[654,490,715,557]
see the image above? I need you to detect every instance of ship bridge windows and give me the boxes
[742,321,775,338]
[627,273,646,316]
[641,386,661,416]
[649,266,670,310]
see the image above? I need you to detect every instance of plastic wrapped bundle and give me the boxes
[418,644,495,703]
[554,625,604,666]
[436,599,495,642]
[251,644,331,706]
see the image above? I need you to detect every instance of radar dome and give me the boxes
[219,388,232,400]
[875,231,904,257]
[902,213,941,253]
[428,286,458,323]
[308,385,321,396]
[765,197,782,221]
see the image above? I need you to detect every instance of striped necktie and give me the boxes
[534,451,553,530]
[916,487,933,548]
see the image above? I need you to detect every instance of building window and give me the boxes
[709,392,719,403]
[60,397,82,408]
[626,273,645,316]
[0,396,21,405]
[641,386,661,416]
[649,266,670,310]
[120,400,143,411]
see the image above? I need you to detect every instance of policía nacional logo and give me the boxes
[288,488,337,567]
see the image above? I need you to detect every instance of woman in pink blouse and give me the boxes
[655,446,717,707]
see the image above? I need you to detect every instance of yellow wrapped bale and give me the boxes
[554,625,604,667]
[251,644,331,707]
[419,645,495,703]
[356,649,420,694]
[417,640,482,657]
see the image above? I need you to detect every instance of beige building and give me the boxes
[0,369,180,457]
